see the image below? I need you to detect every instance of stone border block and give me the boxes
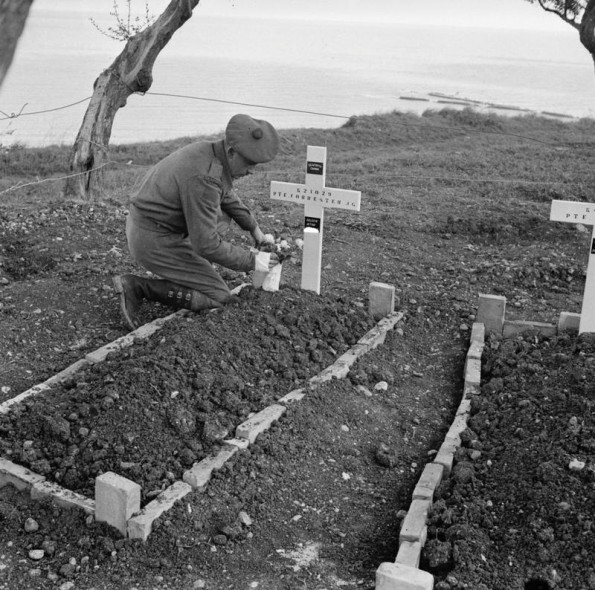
[0,360,91,415]
[467,340,483,361]
[358,311,404,350]
[558,311,580,333]
[95,472,141,536]
[477,293,506,335]
[464,357,481,387]
[310,360,351,385]
[46,358,90,385]
[0,457,46,491]
[235,404,286,444]
[85,334,135,363]
[470,321,485,343]
[127,481,192,542]
[456,397,471,417]
[278,389,305,404]
[463,381,481,396]
[399,498,431,545]
[376,562,434,590]
[183,443,240,490]
[412,463,444,502]
[395,540,423,569]
[31,480,95,513]
[433,436,459,477]
[369,281,395,320]
[223,438,250,451]
[503,320,556,339]
[0,383,52,415]
[446,413,468,441]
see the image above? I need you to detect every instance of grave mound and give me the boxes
[0,287,376,503]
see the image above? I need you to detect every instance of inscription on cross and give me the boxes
[550,199,595,334]
[270,146,361,294]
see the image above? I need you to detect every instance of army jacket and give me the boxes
[130,139,257,272]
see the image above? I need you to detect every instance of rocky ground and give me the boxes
[0,111,594,589]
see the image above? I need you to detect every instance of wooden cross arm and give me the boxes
[270,181,361,212]
[550,200,595,225]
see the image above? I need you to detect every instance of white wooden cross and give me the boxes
[550,199,595,334]
[270,146,361,294]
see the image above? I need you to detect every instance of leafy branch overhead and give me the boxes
[526,0,595,68]
[65,0,201,201]
[90,0,156,42]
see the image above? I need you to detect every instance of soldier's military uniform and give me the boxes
[128,139,258,303]
[113,114,280,330]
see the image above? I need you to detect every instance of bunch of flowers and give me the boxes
[258,235,303,264]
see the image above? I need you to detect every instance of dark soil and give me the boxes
[0,287,378,503]
[425,331,595,590]
[1,112,594,589]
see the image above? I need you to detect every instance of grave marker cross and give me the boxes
[550,199,595,334]
[270,146,361,294]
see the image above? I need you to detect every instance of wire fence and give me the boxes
[0,89,592,197]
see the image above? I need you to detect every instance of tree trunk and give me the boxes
[580,0,595,70]
[64,0,200,201]
[0,0,34,88]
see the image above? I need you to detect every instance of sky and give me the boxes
[36,0,570,30]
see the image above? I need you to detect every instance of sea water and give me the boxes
[0,7,593,147]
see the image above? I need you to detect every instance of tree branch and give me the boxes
[537,0,581,28]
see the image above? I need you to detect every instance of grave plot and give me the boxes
[422,329,595,590]
[0,287,377,504]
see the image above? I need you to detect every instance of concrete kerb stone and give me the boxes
[399,498,431,545]
[0,457,46,491]
[412,463,444,502]
[376,316,487,588]
[31,480,95,514]
[558,311,580,333]
[277,388,305,404]
[395,540,423,569]
[183,443,241,490]
[477,293,506,336]
[236,404,286,444]
[127,481,193,542]
[503,320,556,339]
[95,472,141,536]
[358,311,404,350]
[477,293,581,340]
[0,360,90,415]
[470,322,485,346]
[464,357,481,388]
[376,562,434,590]
[369,281,396,321]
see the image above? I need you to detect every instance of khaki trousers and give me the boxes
[126,209,234,304]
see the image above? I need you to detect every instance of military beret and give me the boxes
[225,114,280,163]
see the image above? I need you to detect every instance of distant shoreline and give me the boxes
[398,92,576,120]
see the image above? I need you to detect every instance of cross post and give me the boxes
[270,146,361,294]
[550,199,595,334]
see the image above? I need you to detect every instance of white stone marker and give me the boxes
[95,472,140,536]
[550,199,595,334]
[270,146,361,294]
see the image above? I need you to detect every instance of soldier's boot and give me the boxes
[113,273,223,330]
